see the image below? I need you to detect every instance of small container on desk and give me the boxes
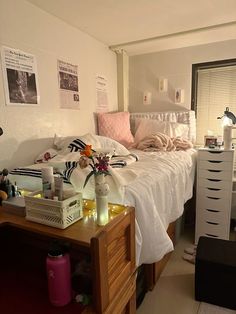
[25,191,83,229]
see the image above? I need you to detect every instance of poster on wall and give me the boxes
[57,60,80,109]
[96,74,108,112]
[1,46,40,106]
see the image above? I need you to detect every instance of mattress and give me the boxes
[8,148,197,266]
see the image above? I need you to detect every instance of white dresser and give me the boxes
[195,148,234,244]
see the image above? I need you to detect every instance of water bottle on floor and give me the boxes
[46,241,71,306]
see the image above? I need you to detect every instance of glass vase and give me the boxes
[94,174,109,226]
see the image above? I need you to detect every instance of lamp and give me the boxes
[0,128,3,136]
[217,107,236,149]
[217,107,236,126]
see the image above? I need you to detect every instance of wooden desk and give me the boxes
[0,202,136,314]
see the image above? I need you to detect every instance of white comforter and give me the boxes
[124,149,196,265]
[9,148,196,266]
[50,148,196,266]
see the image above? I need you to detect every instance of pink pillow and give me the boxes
[97,112,134,148]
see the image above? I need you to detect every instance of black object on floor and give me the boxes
[195,236,236,310]
[136,265,147,308]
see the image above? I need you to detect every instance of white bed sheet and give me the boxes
[9,148,196,266]
[124,148,196,265]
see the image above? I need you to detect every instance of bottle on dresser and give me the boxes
[41,167,55,199]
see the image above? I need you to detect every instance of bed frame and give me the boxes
[129,110,196,298]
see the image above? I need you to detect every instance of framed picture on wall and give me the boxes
[174,88,184,104]
[1,46,40,106]
[58,59,80,110]
[204,135,217,147]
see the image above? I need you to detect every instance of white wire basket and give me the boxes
[25,191,83,229]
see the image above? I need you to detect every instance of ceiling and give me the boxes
[27,0,236,56]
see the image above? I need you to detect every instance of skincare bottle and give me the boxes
[54,177,63,201]
[42,167,55,199]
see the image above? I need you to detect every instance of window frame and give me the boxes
[191,58,236,112]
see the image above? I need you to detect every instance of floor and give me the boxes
[137,226,236,314]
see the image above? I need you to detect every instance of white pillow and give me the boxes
[96,135,130,156]
[134,118,189,143]
[168,122,189,138]
[48,135,130,170]
[53,133,102,151]
[34,148,58,164]
[53,133,130,156]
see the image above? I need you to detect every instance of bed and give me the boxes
[8,110,197,288]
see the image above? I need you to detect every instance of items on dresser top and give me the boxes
[24,191,83,229]
[0,168,19,204]
[195,148,234,244]
[2,196,26,216]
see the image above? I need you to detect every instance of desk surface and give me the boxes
[0,200,130,248]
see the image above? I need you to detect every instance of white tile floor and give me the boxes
[137,227,236,314]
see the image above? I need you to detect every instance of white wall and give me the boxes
[129,40,236,112]
[0,0,117,170]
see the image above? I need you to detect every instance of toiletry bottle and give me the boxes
[54,177,63,201]
[41,167,55,199]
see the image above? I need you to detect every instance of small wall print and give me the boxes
[174,88,184,104]
[143,91,152,105]
[158,78,168,92]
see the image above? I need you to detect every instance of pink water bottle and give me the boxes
[46,243,72,306]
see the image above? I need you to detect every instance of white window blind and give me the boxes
[196,65,236,145]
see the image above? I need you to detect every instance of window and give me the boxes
[191,59,236,145]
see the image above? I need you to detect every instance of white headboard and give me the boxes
[130,110,196,143]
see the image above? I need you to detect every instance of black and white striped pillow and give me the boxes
[68,138,86,152]
[63,161,78,180]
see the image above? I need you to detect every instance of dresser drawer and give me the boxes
[198,177,231,190]
[195,220,229,243]
[199,150,233,162]
[197,186,231,199]
[196,206,230,224]
[198,160,232,171]
[198,169,233,181]
[197,196,231,212]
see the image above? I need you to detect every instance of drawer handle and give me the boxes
[205,233,218,238]
[208,160,223,163]
[206,221,219,225]
[206,209,220,213]
[208,170,222,173]
[208,151,223,154]
[207,188,221,191]
[207,196,220,200]
[207,179,222,182]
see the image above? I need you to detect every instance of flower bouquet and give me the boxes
[78,145,111,225]
[78,145,111,187]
